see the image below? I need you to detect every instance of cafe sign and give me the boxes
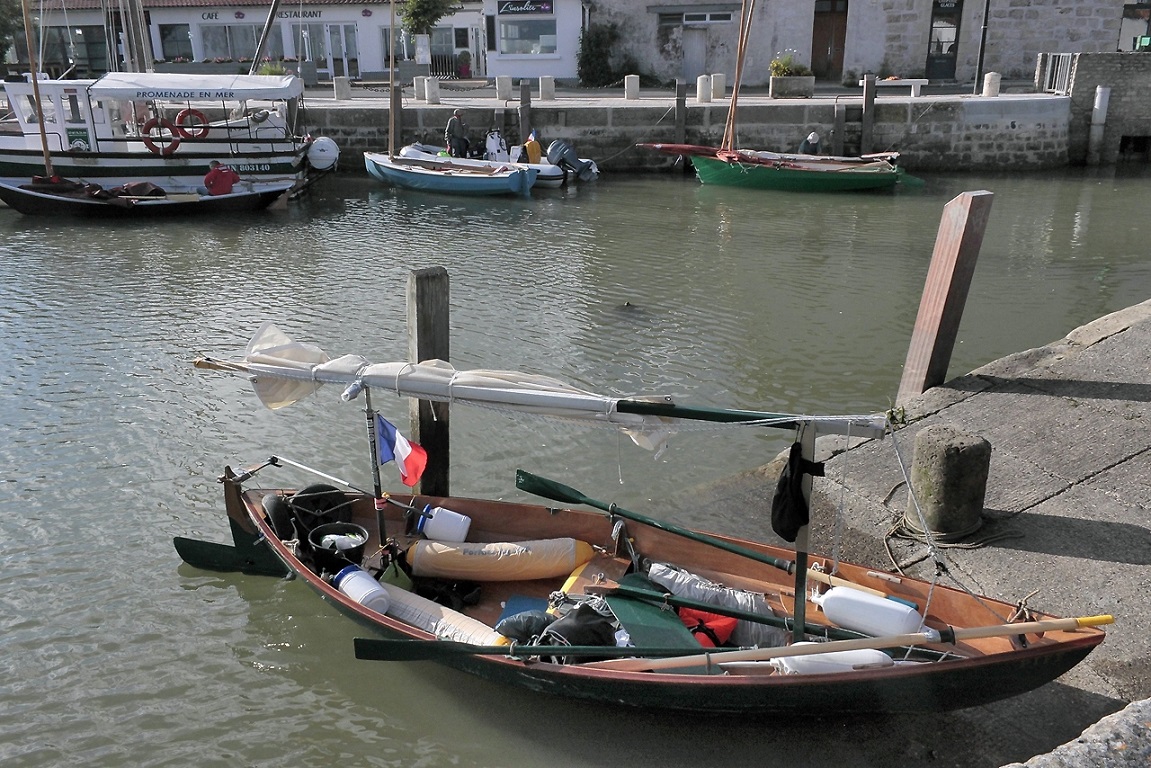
[497,0,552,14]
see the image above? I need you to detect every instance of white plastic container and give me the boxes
[812,587,923,637]
[333,565,391,615]
[417,504,471,543]
[770,644,895,675]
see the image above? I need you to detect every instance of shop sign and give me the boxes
[497,0,552,15]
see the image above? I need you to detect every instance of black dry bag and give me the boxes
[771,441,825,543]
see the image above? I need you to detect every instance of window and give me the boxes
[499,19,556,54]
[454,28,469,48]
[159,24,193,60]
[657,11,733,25]
[294,23,327,61]
[201,24,283,61]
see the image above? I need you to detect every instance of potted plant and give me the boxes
[456,50,471,79]
[769,50,815,98]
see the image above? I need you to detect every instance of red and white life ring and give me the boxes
[141,118,180,155]
[174,108,210,139]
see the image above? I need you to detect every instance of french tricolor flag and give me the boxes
[375,414,428,487]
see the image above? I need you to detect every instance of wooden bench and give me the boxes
[859,78,929,97]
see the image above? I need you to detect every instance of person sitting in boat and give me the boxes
[202,160,241,196]
[522,130,542,164]
[798,131,821,155]
[445,109,469,157]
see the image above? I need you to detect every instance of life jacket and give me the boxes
[678,607,738,648]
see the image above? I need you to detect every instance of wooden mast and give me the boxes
[721,0,754,151]
[721,0,754,153]
[20,0,54,177]
[388,0,397,156]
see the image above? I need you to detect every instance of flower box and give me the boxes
[769,75,815,99]
[154,62,246,75]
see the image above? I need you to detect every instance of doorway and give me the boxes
[325,24,359,79]
[925,0,961,80]
[682,27,706,82]
[811,0,847,80]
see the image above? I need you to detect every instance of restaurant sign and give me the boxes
[497,0,552,14]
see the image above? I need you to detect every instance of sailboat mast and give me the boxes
[20,0,54,177]
[250,0,284,75]
[388,0,397,156]
[722,0,754,152]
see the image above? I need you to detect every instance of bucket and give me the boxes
[308,521,369,574]
[333,565,390,614]
[416,504,471,542]
[812,587,923,637]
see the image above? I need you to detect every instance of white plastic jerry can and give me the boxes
[771,643,896,675]
[812,586,923,637]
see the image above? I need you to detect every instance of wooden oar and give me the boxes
[515,470,894,599]
[583,615,1115,673]
[352,638,731,662]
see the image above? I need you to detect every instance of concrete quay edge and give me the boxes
[688,299,1151,766]
[827,299,1151,766]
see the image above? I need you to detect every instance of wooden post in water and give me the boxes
[896,191,995,406]
[861,74,876,155]
[390,82,404,152]
[407,267,450,496]
[519,80,532,142]
[675,80,689,173]
[832,102,846,156]
[674,80,687,144]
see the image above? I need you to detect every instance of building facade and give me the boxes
[13,0,1138,85]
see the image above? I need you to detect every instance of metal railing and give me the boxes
[1041,52,1074,95]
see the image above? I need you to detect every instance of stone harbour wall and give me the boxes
[300,93,1073,175]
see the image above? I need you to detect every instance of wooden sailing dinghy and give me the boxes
[175,324,1108,714]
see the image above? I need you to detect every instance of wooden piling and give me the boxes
[833,102,846,156]
[407,267,451,496]
[861,74,876,155]
[896,191,995,406]
[674,80,687,145]
[519,79,532,142]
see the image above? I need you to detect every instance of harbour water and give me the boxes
[1,166,1149,767]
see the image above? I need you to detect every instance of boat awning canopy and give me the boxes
[193,323,887,450]
[87,72,304,102]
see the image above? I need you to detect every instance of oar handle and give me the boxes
[950,614,1113,641]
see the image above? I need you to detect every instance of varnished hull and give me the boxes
[209,472,1105,714]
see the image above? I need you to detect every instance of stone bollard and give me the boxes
[624,74,640,100]
[711,72,726,99]
[424,77,440,104]
[495,75,513,100]
[333,76,352,101]
[539,75,555,101]
[413,75,427,101]
[982,71,1001,97]
[696,74,711,103]
[903,425,991,541]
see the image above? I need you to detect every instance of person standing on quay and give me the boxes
[445,109,469,157]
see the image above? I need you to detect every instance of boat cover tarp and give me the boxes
[88,72,304,101]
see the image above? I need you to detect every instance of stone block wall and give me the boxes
[299,93,1072,174]
[857,0,1124,83]
[1065,52,1151,164]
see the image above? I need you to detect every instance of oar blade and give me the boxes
[173,536,288,577]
